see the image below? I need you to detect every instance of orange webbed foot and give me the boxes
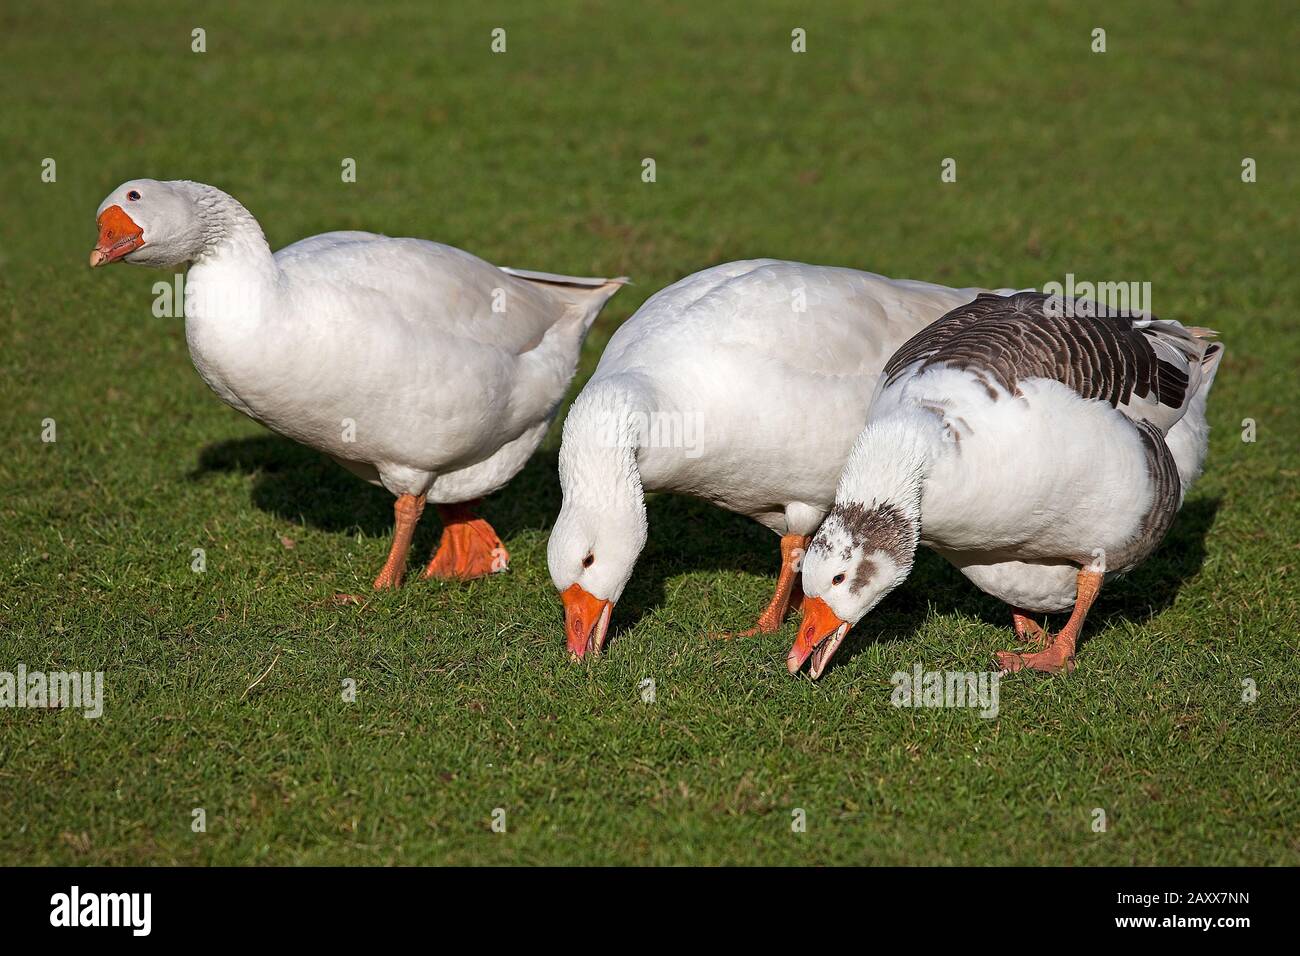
[372,568,404,590]
[1011,609,1050,650]
[709,623,771,641]
[710,595,802,639]
[423,502,509,581]
[997,571,1101,675]
[995,646,1076,675]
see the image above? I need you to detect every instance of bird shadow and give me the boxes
[613,494,779,635]
[189,434,778,647]
[188,434,782,642]
[188,434,567,558]
[827,495,1224,672]
[188,434,1223,674]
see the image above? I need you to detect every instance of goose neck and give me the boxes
[838,410,946,528]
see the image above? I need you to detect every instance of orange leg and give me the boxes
[422,500,509,581]
[1011,608,1050,650]
[996,569,1104,674]
[716,533,811,638]
[373,493,426,590]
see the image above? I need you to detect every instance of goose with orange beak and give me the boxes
[789,291,1223,679]
[90,201,146,267]
[548,260,1015,660]
[89,178,625,591]
[787,494,919,679]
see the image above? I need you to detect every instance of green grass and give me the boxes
[1,0,1297,865]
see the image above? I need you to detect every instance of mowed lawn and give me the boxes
[1,1,1296,865]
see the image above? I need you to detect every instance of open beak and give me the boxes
[561,584,613,660]
[788,595,850,679]
[89,205,144,267]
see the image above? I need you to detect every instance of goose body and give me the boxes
[187,229,621,500]
[792,291,1223,678]
[547,259,1013,657]
[92,179,625,586]
[591,260,999,530]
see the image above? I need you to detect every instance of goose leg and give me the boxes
[1011,608,1050,650]
[715,533,811,639]
[373,493,426,590]
[996,569,1103,674]
[423,500,510,580]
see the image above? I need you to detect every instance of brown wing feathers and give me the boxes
[883,291,1203,415]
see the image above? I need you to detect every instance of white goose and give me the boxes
[90,179,625,588]
[546,259,1013,658]
[790,291,1223,678]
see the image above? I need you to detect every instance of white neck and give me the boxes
[551,375,654,600]
[180,182,280,331]
[559,376,652,510]
[837,408,947,527]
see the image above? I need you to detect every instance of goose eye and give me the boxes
[127,190,141,201]
[582,554,595,568]
[832,573,845,586]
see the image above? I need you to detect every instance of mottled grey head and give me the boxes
[789,500,919,678]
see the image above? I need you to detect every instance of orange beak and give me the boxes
[787,595,851,679]
[89,205,144,267]
[561,583,613,660]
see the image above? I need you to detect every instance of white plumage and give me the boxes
[91,178,625,587]
[546,259,1013,658]
[792,291,1223,678]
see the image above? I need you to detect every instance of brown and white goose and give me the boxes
[789,291,1223,678]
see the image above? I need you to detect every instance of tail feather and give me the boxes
[500,267,629,330]
[1164,338,1224,499]
[1198,341,1224,393]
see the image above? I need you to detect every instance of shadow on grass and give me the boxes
[1088,495,1223,628]
[825,495,1223,673]
[189,435,793,644]
[189,434,1223,672]
[188,434,566,560]
[614,493,777,635]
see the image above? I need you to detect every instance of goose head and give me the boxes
[547,394,649,659]
[547,491,647,660]
[788,500,919,678]
[90,179,209,268]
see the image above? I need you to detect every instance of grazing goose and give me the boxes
[90,179,625,587]
[789,291,1223,678]
[546,259,1013,658]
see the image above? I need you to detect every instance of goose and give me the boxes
[546,259,1015,658]
[90,179,625,588]
[789,290,1223,678]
